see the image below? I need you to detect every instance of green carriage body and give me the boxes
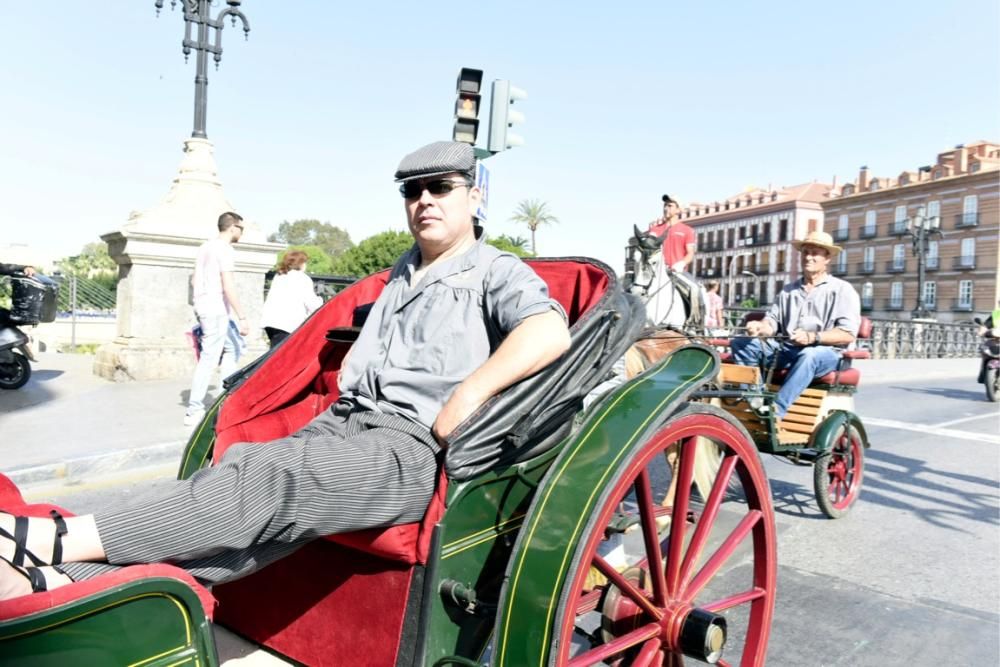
[1,259,781,666]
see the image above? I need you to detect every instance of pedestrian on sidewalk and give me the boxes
[184,211,250,426]
[261,250,323,347]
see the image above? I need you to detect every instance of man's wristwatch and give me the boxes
[813,331,821,346]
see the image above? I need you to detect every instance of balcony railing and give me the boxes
[884,300,905,311]
[955,213,979,228]
[832,228,850,242]
[859,225,878,239]
[925,257,939,271]
[831,264,849,276]
[861,299,874,311]
[722,309,979,358]
[857,262,876,274]
[699,241,724,252]
[952,256,976,270]
[890,222,908,235]
[951,299,974,312]
[747,235,772,246]
[886,260,906,273]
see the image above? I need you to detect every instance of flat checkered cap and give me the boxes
[394,141,475,182]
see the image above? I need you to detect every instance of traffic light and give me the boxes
[487,80,527,153]
[452,67,484,145]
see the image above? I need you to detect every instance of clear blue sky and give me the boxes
[2,1,997,269]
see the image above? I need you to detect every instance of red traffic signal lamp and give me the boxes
[453,67,484,145]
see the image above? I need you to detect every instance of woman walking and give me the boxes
[261,250,323,346]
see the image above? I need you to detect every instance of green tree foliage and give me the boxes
[509,199,558,255]
[487,234,534,257]
[740,297,759,309]
[277,245,336,276]
[268,219,353,258]
[331,231,414,277]
[58,242,118,292]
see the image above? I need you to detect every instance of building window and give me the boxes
[894,205,907,223]
[890,282,903,308]
[958,280,973,308]
[922,281,936,309]
[926,200,940,220]
[870,179,880,191]
[838,214,848,231]
[861,282,873,309]
[959,237,976,268]
[863,210,877,236]
[893,244,905,270]
[960,195,979,226]
[863,246,874,272]
[927,240,939,269]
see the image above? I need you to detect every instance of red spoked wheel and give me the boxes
[550,404,776,666]
[813,422,864,519]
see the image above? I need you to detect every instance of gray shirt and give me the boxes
[764,274,861,345]
[339,235,566,430]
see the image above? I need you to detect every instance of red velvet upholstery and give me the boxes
[771,367,861,387]
[0,473,216,620]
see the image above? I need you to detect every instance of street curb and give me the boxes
[7,440,187,489]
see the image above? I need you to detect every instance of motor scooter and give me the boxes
[0,273,59,390]
[974,317,1000,402]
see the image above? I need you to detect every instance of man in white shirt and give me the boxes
[185,212,250,425]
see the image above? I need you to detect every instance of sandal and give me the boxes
[0,510,68,567]
[0,556,71,595]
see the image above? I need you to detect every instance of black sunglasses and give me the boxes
[399,178,470,199]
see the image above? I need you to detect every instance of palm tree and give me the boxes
[496,234,531,252]
[509,199,558,255]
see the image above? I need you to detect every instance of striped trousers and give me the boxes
[61,402,440,585]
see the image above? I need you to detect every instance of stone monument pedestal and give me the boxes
[95,138,281,381]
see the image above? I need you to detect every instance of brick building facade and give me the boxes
[681,183,830,306]
[821,141,999,323]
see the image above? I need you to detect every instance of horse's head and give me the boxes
[624,225,663,295]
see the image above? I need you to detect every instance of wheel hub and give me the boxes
[600,566,728,663]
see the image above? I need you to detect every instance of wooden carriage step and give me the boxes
[767,386,827,399]
[780,412,817,426]
[777,420,814,435]
[778,430,810,445]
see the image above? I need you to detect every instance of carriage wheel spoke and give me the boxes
[636,469,669,605]
[666,437,697,597]
[678,453,737,592]
[567,622,661,667]
[633,637,663,667]
[592,554,663,620]
[702,586,768,612]
[686,510,762,601]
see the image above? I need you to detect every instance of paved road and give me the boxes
[762,375,999,665]
[37,367,999,665]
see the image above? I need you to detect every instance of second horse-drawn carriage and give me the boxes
[0,237,869,665]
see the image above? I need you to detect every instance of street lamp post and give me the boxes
[904,205,943,320]
[154,0,251,139]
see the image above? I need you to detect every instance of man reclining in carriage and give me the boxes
[730,230,861,421]
[0,140,574,599]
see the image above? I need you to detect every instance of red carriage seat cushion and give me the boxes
[0,474,216,620]
[210,259,610,565]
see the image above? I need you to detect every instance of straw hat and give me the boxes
[791,230,842,255]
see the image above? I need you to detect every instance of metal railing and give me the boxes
[952,256,976,270]
[832,228,849,242]
[859,225,878,239]
[886,260,906,273]
[721,308,979,358]
[954,213,979,228]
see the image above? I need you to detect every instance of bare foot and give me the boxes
[0,512,59,566]
[0,559,72,600]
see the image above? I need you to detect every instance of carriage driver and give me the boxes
[730,230,861,420]
[0,141,572,599]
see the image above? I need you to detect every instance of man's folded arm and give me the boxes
[432,309,571,443]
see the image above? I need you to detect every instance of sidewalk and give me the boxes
[0,351,981,491]
[0,351,215,489]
